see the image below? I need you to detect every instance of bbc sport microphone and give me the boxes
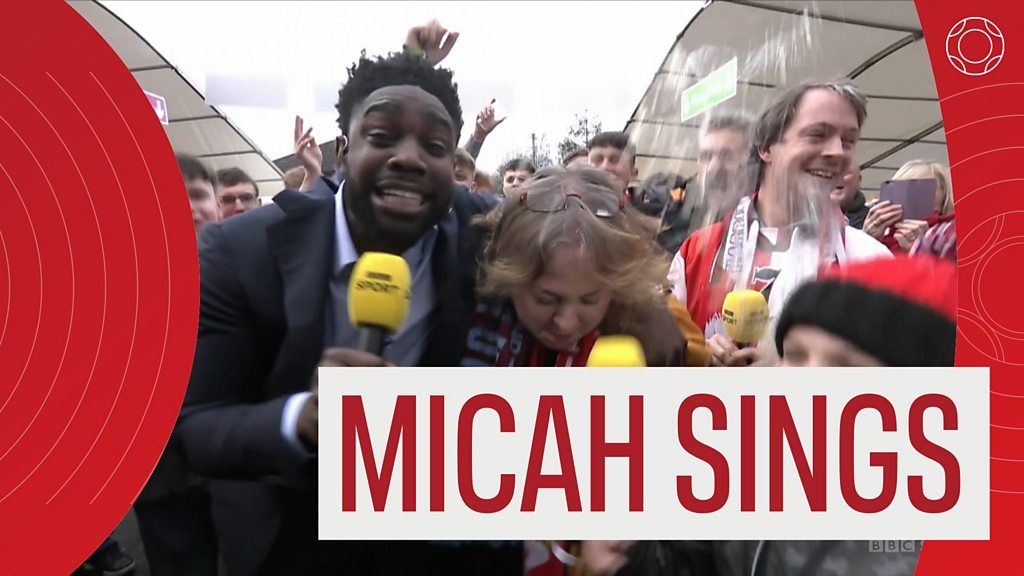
[347,252,412,355]
[586,335,647,367]
[721,289,769,348]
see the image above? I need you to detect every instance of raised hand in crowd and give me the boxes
[862,200,902,239]
[465,98,506,159]
[293,115,322,191]
[474,98,506,141]
[405,19,459,66]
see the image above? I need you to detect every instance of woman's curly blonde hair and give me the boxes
[476,166,669,332]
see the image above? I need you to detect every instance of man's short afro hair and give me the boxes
[335,51,463,138]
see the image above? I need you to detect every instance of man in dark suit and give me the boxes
[177,45,517,575]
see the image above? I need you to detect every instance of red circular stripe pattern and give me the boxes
[917,0,1024,573]
[0,2,198,573]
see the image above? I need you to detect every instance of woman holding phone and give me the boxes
[862,160,954,254]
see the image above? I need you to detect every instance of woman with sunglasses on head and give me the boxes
[463,167,710,574]
[462,166,679,367]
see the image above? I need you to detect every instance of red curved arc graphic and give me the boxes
[0,3,197,573]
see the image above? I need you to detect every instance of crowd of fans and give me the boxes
[84,17,960,576]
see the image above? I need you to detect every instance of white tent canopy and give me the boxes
[71,0,285,199]
[626,0,946,197]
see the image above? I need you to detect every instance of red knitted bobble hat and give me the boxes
[775,255,957,367]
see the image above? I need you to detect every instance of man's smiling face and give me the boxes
[760,88,860,197]
[341,85,457,253]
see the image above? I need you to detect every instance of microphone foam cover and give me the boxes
[722,289,769,345]
[587,335,647,367]
[348,252,412,333]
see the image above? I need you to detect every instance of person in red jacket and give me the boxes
[668,81,890,367]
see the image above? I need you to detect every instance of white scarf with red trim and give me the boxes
[710,195,848,342]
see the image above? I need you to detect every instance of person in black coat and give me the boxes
[178,49,512,576]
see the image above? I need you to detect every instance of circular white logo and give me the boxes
[947,17,1004,76]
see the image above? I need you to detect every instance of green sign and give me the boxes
[679,57,738,122]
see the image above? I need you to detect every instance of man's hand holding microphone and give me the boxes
[297,253,411,450]
[708,289,770,367]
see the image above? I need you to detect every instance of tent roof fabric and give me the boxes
[72,1,285,199]
[625,0,946,196]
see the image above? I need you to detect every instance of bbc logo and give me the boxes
[868,541,917,553]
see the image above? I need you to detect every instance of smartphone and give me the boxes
[879,178,937,221]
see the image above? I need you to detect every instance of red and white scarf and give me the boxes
[462,300,599,367]
[711,194,848,335]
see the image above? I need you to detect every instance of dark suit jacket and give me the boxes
[177,179,504,575]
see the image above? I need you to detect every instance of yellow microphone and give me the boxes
[722,290,769,348]
[347,252,412,355]
[586,335,647,367]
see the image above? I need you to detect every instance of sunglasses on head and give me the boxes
[518,186,624,218]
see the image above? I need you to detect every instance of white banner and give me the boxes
[318,368,988,540]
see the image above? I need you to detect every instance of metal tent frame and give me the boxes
[625,0,946,197]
